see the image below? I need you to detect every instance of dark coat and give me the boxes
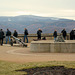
[53,31,57,37]
[37,30,42,36]
[37,30,42,40]
[61,30,67,37]
[73,30,75,35]
[24,29,28,35]
[70,30,74,40]
[0,30,4,39]
[73,30,75,39]
[6,30,11,36]
[13,31,18,37]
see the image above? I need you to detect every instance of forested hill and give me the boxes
[0,15,75,33]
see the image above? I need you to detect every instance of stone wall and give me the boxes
[17,33,70,43]
[30,40,75,53]
[3,33,70,43]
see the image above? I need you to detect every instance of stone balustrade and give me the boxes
[3,33,70,43]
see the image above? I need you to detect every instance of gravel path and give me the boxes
[0,44,75,63]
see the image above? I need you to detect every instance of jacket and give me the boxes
[24,29,28,35]
[37,30,42,36]
[6,30,11,36]
[53,31,57,37]
[0,30,4,39]
[13,31,18,37]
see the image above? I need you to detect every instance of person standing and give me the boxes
[70,29,74,40]
[53,30,57,40]
[61,29,67,40]
[73,28,75,40]
[0,29,4,45]
[6,29,11,44]
[37,28,42,40]
[13,30,18,38]
[13,30,18,43]
[24,28,28,43]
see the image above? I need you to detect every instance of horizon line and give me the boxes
[0,14,74,20]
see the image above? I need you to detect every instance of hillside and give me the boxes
[0,15,75,33]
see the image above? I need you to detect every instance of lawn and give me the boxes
[0,61,75,75]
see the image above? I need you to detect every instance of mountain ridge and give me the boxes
[0,15,75,33]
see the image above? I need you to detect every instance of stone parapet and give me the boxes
[30,40,75,53]
[14,33,70,43]
[3,33,70,43]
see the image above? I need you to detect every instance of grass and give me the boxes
[0,61,75,75]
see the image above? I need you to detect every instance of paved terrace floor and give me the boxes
[0,42,75,63]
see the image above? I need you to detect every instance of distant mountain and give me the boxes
[0,15,75,34]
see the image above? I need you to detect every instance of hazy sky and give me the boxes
[0,0,75,20]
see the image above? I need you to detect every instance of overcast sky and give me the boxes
[0,0,75,20]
